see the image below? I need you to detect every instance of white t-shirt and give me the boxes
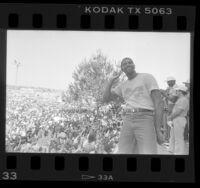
[112,73,159,110]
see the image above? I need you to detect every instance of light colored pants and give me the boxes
[169,117,187,155]
[117,112,157,154]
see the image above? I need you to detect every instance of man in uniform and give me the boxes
[102,57,164,154]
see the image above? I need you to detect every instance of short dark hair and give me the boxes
[121,57,134,67]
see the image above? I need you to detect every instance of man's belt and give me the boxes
[123,108,154,113]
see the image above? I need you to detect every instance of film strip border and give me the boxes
[0,3,196,182]
[0,154,194,182]
[0,4,196,31]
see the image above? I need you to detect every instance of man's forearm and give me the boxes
[102,81,113,103]
[154,100,164,132]
[161,93,177,103]
[151,90,165,144]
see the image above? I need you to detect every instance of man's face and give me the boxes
[167,80,176,87]
[121,58,135,74]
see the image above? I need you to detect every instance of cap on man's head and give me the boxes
[166,76,176,82]
[175,85,188,92]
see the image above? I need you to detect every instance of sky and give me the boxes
[6,30,191,90]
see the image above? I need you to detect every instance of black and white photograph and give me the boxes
[6,30,190,155]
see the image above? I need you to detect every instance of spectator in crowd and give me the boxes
[103,57,164,154]
[167,85,189,154]
[82,131,97,153]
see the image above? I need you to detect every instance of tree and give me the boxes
[67,50,123,107]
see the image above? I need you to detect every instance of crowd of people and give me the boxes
[6,86,123,154]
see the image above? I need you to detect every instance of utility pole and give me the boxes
[13,60,22,85]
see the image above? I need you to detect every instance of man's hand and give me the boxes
[103,70,123,104]
[167,121,173,128]
[156,130,165,145]
[110,72,122,85]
